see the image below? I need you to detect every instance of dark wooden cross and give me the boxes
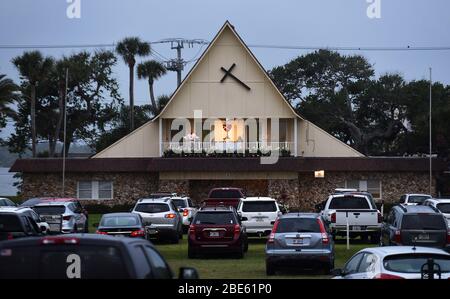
[220,63,251,91]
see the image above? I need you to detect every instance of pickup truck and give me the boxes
[203,187,245,208]
[320,193,382,243]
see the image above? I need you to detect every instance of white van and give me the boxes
[237,197,281,237]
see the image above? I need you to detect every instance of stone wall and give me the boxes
[21,172,159,206]
[20,171,435,210]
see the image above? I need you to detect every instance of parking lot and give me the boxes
[88,214,371,279]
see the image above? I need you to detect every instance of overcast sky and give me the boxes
[1,0,449,138]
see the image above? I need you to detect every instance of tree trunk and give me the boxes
[129,64,135,131]
[149,79,157,113]
[30,84,37,157]
[50,83,65,157]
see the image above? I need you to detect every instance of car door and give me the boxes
[143,245,173,279]
[341,252,364,279]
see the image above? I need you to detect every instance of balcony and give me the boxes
[162,141,294,157]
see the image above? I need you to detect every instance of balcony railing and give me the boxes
[161,141,294,157]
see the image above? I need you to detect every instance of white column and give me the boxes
[159,118,163,157]
[294,118,298,156]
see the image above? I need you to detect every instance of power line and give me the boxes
[1,42,450,52]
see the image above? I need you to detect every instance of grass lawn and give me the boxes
[88,214,375,279]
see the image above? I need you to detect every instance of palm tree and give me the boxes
[0,74,19,126]
[12,51,54,157]
[137,60,167,112]
[116,37,150,131]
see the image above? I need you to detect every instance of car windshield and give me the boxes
[172,199,187,208]
[100,216,139,227]
[242,201,277,212]
[0,215,22,232]
[33,206,66,215]
[194,212,235,225]
[437,203,450,214]
[209,190,242,199]
[135,203,169,213]
[408,196,431,204]
[383,254,450,273]
[329,196,370,209]
[276,218,320,233]
[401,214,446,230]
[0,245,130,279]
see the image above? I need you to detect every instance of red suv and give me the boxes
[203,187,245,208]
[188,206,248,258]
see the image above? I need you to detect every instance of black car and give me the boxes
[0,212,43,241]
[96,213,146,238]
[0,234,199,279]
[381,204,450,251]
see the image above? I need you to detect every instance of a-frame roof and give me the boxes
[152,20,303,121]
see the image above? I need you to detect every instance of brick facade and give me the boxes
[19,171,435,210]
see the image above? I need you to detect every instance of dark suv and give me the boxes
[188,206,248,258]
[0,234,199,279]
[381,204,450,251]
[0,212,43,241]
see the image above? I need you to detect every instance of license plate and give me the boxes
[209,232,220,237]
[418,234,430,240]
[352,226,361,231]
[292,238,303,244]
[255,218,264,222]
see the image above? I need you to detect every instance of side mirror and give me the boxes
[93,222,99,228]
[330,268,343,276]
[241,217,248,221]
[178,267,199,279]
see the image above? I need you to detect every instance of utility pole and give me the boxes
[62,68,68,197]
[429,67,432,195]
[153,38,209,87]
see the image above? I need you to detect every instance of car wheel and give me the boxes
[266,262,276,276]
[244,238,249,252]
[73,225,78,233]
[171,232,180,244]
[188,246,196,259]
[370,232,380,244]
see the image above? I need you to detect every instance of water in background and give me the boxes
[0,167,19,196]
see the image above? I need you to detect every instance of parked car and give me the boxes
[237,197,281,237]
[0,207,50,234]
[0,212,43,240]
[0,198,17,207]
[188,206,248,258]
[132,197,183,243]
[332,246,450,279]
[21,197,89,219]
[321,193,382,243]
[424,198,450,226]
[96,213,146,238]
[265,213,334,275]
[33,201,88,234]
[171,196,198,232]
[204,187,245,208]
[398,194,432,206]
[148,192,177,198]
[381,204,450,251]
[0,234,199,279]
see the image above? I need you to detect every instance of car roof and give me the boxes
[101,212,139,217]
[396,204,439,213]
[330,193,368,198]
[34,201,70,207]
[280,212,319,219]
[405,194,432,197]
[0,207,32,213]
[137,197,171,203]
[199,206,234,212]
[210,187,242,191]
[0,234,152,248]
[242,197,276,201]
[363,246,450,256]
